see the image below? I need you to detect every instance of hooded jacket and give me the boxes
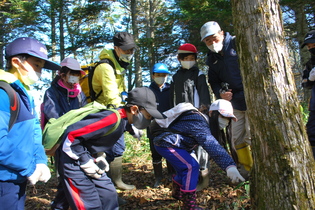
[0,70,47,183]
[43,79,87,120]
[92,49,126,107]
[206,32,246,111]
[151,103,235,170]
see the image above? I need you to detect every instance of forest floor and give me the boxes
[25,159,251,210]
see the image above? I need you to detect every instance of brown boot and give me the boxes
[181,190,204,210]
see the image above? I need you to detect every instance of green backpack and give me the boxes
[42,101,121,156]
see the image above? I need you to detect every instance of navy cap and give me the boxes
[126,87,165,119]
[113,32,137,50]
[152,63,170,74]
[5,37,60,70]
[301,30,315,48]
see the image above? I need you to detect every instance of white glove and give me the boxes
[80,159,105,179]
[308,67,315,81]
[95,152,109,172]
[226,166,245,184]
[27,163,51,185]
[131,124,143,141]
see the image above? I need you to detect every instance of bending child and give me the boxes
[150,102,244,209]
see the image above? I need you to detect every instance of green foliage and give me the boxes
[300,102,310,125]
[124,131,152,164]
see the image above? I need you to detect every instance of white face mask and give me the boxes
[218,115,230,130]
[207,42,223,53]
[17,59,41,85]
[180,61,196,69]
[67,75,80,85]
[120,53,134,63]
[154,77,166,85]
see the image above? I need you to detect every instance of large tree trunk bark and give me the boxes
[231,0,315,209]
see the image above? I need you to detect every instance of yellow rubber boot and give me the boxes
[235,143,253,171]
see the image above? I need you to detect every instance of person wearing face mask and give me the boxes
[0,37,60,209]
[42,57,87,210]
[301,30,315,158]
[146,63,175,187]
[149,102,244,209]
[200,21,252,178]
[43,57,87,123]
[170,43,212,191]
[92,32,138,192]
[209,99,240,165]
[54,87,164,210]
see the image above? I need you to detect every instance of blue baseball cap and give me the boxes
[5,37,61,70]
[152,63,170,74]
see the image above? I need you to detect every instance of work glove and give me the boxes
[131,124,144,141]
[226,166,245,184]
[308,67,315,81]
[27,163,51,185]
[80,159,105,179]
[95,152,109,172]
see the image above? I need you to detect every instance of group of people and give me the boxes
[4,20,314,210]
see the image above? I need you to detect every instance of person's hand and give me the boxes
[220,90,233,101]
[309,67,315,81]
[95,152,109,172]
[226,166,245,184]
[27,164,51,185]
[80,159,105,179]
[131,125,143,141]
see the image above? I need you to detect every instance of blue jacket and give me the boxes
[43,78,87,120]
[206,32,246,111]
[149,82,171,113]
[0,70,47,183]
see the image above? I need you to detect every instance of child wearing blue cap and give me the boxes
[147,63,175,187]
[0,37,60,209]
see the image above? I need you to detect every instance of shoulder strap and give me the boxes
[93,58,116,101]
[0,81,20,131]
[102,108,121,136]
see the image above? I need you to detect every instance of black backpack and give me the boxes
[0,81,20,131]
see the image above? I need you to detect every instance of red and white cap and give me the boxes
[210,99,237,121]
[177,43,197,54]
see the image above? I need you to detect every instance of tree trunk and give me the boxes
[231,0,315,209]
[131,0,142,88]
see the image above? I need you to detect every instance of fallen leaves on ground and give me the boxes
[25,160,251,210]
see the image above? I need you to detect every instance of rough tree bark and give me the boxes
[231,0,315,209]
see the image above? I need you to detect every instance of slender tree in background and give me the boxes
[0,0,39,69]
[231,0,315,209]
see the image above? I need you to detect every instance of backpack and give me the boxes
[80,58,116,102]
[42,101,121,156]
[0,81,20,131]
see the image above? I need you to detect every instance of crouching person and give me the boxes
[150,102,244,210]
[55,87,164,210]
